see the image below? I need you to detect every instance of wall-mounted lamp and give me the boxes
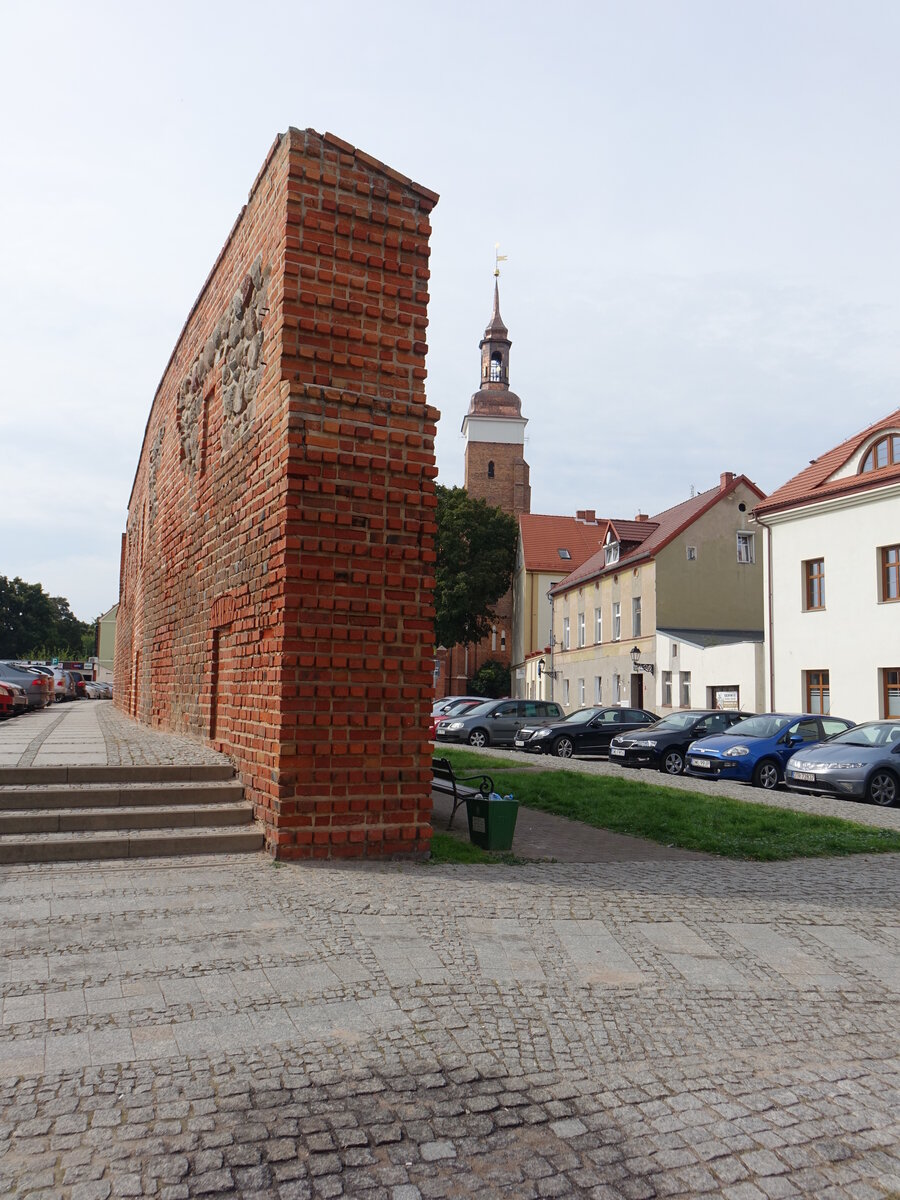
[630,646,655,675]
[537,657,559,680]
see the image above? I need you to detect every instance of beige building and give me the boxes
[545,473,766,713]
[96,603,118,684]
[511,511,609,698]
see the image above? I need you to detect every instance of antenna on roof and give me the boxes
[690,484,696,498]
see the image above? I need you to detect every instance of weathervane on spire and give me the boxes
[494,243,508,277]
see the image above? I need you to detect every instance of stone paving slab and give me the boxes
[0,852,897,1197]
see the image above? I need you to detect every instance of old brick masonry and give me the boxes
[115,128,440,859]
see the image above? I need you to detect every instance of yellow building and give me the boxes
[547,474,766,713]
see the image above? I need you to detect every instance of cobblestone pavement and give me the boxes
[1,851,898,1199]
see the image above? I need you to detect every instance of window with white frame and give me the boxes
[680,671,691,707]
[632,596,641,638]
[662,670,672,707]
[612,673,621,703]
[605,541,620,566]
[578,678,585,705]
[563,617,570,650]
[577,611,585,647]
[563,678,570,705]
[500,630,506,651]
[594,608,602,643]
[686,545,697,561]
[594,676,602,703]
[737,532,755,564]
[613,602,621,640]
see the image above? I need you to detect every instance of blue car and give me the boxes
[684,712,855,790]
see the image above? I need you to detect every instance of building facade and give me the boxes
[116,129,439,860]
[753,408,900,720]
[547,473,766,713]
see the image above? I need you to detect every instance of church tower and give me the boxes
[462,276,531,516]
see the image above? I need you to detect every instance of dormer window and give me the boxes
[860,434,900,474]
[489,352,502,382]
[604,542,620,565]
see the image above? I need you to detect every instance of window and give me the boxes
[594,676,602,703]
[563,617,570,650]
[605,542,620,565]
[578,678,585,705]
[737,532,754,564]
[594,609,602,643]
[491,626,497,651]
[884,668,900,717]
[577,612,585,647]
[860,434,900,474]
[686,545,697,561]
[487,460,495,478]
[680,671,691,707]
[632,596,641,638]
[558,548,571,560]
[612,602,621,641]
[804,558,825,610]
[882,545,900,602]
[662,670,672,707]
[500,630,506,651]
[563,678,570,706]
[612,673,621,704]
[806,669,830,715]
[672,643,678,658]
[489,352,502,382]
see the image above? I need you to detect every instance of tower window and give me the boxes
[488,460,495,478]
[489,352,502,382]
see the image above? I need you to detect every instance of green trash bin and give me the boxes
[466,792,518,851]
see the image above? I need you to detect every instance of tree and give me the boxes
[434,485,518,649]
[0,576,94,659]
[468,659,511,699]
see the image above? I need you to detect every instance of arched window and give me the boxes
[489,352,502,382]
[488,460,495,478]
[860,434,900,473]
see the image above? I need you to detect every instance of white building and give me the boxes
[752,408,900,720]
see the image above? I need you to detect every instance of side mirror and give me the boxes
[891,743,900,755]
[786,734,803,746]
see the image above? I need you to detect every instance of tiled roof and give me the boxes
[753,407,900,517]
[608,519,659,544]
[551,474,765,594]
[519,514,609,572]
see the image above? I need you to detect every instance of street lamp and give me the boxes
[630,646,654,675]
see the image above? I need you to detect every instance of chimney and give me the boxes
[720,471,736,491]
[575,509,597,524]
[576,510,585,521]
[634,512,649,522]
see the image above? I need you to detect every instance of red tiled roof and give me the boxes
[552,474,765,594]
[753,407,900,517]
[519,514,610,572]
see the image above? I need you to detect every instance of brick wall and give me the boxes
[116,129,439,859]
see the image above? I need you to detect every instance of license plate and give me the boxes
[689,758,710,769]
[610,748,625,757]
[790,771,816,782]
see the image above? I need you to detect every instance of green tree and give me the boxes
[434,485,518,649]
[468,659,511,699]
[0,576,94,659]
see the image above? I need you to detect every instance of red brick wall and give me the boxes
[116,129,439,859]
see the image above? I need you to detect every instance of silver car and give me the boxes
[785,720,900,807]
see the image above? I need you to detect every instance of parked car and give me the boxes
[609,709,751,775]
[435,698,565,748]
[514,706,660,758]
[12,664,55,708]
[0,663,52,710]
[785,720,900,807]
[685,712,855,790]
[0,681,16,719]
[429,697,484,739]
[0,680,26,717]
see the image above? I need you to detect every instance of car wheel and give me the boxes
[468,729,489,748]
[662,748,685,776]
[554,737,574,758]
[867,769,898,807]
[752,759,780,790]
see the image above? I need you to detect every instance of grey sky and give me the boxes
[3,1,899,620]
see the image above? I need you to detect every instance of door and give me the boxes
[777,717,819,766]
[583,708,622,753]
[630,673,644,708]
[491,701,524,744]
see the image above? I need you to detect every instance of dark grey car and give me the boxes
[785,720,900,807]
[434,699,565,748]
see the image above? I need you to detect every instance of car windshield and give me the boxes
[649,712,707,731]
[460,701,499,718]
[827,722,900,748]
[561,708,601,725]
[725,714,793,739]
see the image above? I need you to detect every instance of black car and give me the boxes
[609,709,752,776]
[514,706,659,758]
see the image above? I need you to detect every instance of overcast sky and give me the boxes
[3,1,900,621]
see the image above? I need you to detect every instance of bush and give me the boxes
[468,660,510,698]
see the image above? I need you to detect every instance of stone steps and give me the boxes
[0,765,264,863]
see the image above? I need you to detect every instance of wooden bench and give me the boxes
[432,757,494,831]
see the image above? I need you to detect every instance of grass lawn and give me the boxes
[428,832,530,866]
[436,748,900,862]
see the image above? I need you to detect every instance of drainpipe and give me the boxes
[547,589,555,703]
[753,512,775,711]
